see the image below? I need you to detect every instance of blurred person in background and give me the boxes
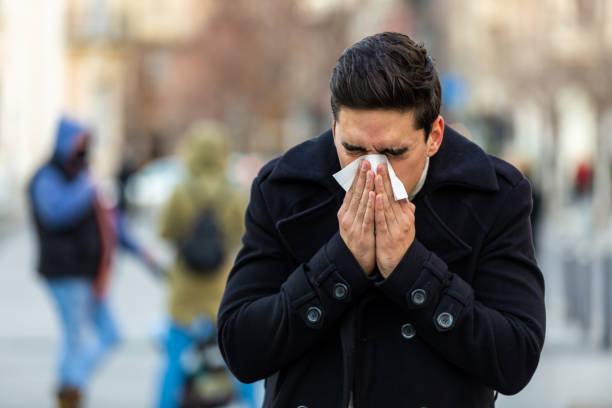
[559,161,594,255]
[157,122,259,408]
[218,32,545,407]
[560,160,595,333]
[27,116,158,408]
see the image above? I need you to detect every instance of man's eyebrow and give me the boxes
[375,146,409,155]
[341,141,368,152]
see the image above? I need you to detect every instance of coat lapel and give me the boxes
[275,189,474,268]
[276,194,340,263]
[414,194,472,265]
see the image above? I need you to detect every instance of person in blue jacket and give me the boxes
[28,116,155,408]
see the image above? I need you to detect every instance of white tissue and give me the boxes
[333,154,408,201]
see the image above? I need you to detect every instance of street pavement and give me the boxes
[1,215,612,407]
[0,216,166,408]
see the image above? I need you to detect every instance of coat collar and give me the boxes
[424,126,499,193]
[269,126,499,194]
[269,129,341,192]
[272,127,493,267]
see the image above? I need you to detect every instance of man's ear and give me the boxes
[426,116,444,157]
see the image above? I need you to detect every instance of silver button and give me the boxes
[410,289,427,305]
[333,283,348,300]
[306,306,322,324]
[401,323,416,339]
[436,312,454,329]
[297,406,308,408]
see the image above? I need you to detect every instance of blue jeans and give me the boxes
[46,278,121,390]
[156,318,263,408]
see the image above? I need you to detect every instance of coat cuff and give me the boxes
[282,232,373,330]
[376,239,452,310]
[286,231,373,303]
[319,231,373,299]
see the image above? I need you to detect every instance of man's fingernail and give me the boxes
[361,160,367,171]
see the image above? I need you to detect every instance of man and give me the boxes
[28,116,155,408]
[218,32,545,407]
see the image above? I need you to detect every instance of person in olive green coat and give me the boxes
[156,122,247,408]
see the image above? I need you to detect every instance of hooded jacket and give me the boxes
[218,127,546,407]
[159,123,246,325]
[29,117,145,287]
[28,117,102,280]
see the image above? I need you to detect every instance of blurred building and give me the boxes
[0,0,66,217]
[441,0,612,222]
[0,0,209,217]
[122,0,358,159]
[65,0,129,181]
[2,0,612,223]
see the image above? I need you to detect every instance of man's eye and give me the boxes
[345,147,365,155]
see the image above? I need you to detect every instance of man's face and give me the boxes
[332,108,444,195]
[67,134,90,175]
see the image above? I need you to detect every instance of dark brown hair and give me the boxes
[330,32,441,139]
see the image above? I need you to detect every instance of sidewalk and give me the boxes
[0,338,159,408]
[496,345,612,408]
[0,219,166,407]
[2,217,612,407]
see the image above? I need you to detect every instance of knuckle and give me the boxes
[340,218,351,230]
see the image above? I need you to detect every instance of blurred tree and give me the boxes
[124,0,358,159]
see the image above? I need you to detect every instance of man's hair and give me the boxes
[330,32,441,139]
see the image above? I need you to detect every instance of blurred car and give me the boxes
[125,156,188,212]
[226,152,265,190]
[124,153,264,213]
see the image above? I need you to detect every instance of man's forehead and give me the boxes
[336,110,420,146]
[337,108,417,132]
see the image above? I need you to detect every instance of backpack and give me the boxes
[179,209,225,274]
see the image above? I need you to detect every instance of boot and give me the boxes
[57,386,82,408]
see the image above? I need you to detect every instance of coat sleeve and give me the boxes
[116,210,143,256]
[217,175,373,383]
[376,178,545,395]
[30,167,95,230]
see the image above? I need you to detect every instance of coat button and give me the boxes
[436,312,454,329]
[297,406,308,408]
[410,288,427,306]
[401,323,416,339]
[333,283,348,300]
[306,306,322,324]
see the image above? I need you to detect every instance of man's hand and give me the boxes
[338,159,376,275]
[374,163,416,278]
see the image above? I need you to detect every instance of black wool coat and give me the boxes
[218,127,545,408]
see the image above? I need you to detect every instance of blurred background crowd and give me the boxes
[1,0,612,407]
